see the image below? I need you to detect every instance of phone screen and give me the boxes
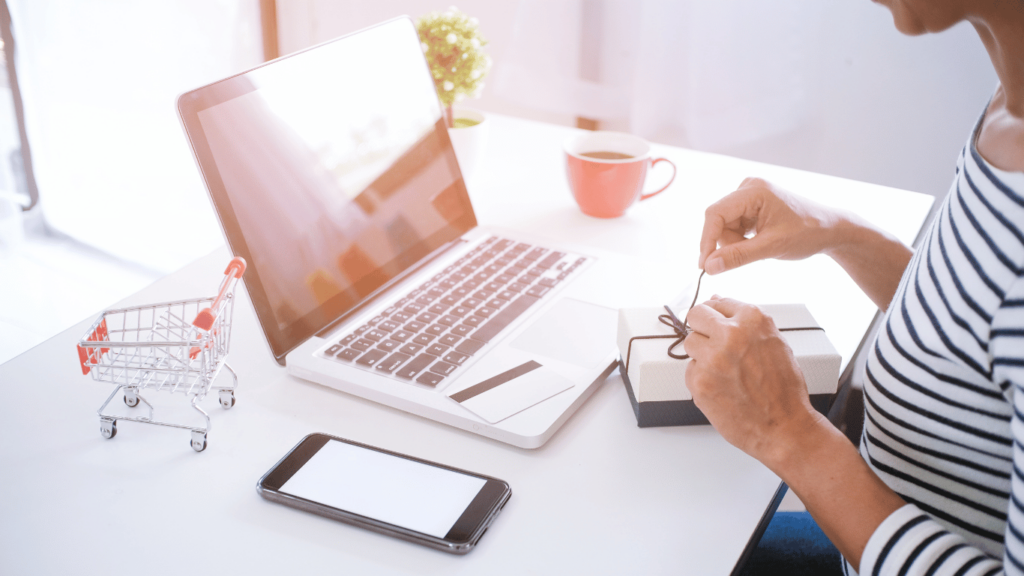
[278,438,488,538]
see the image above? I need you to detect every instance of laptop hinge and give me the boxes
[315,238,468,339]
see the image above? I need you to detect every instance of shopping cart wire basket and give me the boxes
[77,257,246,452]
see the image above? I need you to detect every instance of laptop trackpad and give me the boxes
[509,298,617,368]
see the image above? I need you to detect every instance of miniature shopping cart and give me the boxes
[76,257,246,452]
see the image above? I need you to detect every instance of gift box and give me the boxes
[617,304,841,427]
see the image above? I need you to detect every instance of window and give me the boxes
[0,0,37,212]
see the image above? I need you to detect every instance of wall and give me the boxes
[277,0,578,128]
[276,0,996,199]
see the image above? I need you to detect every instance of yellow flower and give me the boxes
[416,7,489,108]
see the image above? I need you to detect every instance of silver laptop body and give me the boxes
[178,17,650,448]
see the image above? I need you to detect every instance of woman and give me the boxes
[686,0,1024,574]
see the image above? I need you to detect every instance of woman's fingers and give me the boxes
[699,177,838,275]
[681,298,813,461]
[685,297,748,335]
[705,233,778,275]
[699,186,760,269]
[699,179,781,274]
[681,329,711,362]
[703,296,747,317]
[684,301,728,339]
[716,228,748,248]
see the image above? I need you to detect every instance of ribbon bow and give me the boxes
[623,271,827,372]
[657,305,691,360]
[623,271,706,370]
[660,269,707,360]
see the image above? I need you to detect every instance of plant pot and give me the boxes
[447,107,488,179]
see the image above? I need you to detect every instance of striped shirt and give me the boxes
[851,105,1024,576]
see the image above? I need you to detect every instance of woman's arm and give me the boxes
[683,295,1015,573]
[682,297,905,570]
[699,178,913,311]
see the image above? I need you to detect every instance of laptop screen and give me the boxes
[178,18,475,363]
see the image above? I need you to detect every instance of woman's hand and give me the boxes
[684,296,906,570]
[683,296,823,465]
[698,177,912,311]
[698,178,842,275]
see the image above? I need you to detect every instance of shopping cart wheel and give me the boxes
[123,389,139,408]
[191,430,207,453]
[100,419,117,440]
[218,389,235,409]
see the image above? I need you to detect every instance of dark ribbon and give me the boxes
[624,271,705,370]
[622,270,825,371]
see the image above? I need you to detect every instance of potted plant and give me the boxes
[417,7,491,177]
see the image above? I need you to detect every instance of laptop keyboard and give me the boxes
[321,236,587,387]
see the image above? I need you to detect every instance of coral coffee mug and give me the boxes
[564,131,677,218]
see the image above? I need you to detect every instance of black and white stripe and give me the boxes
[852,107,1024,576]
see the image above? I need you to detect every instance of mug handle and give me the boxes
[639,157,677,202]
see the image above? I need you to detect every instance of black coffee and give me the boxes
[580,151,635,160]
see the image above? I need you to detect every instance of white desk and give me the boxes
[0,114,934,575]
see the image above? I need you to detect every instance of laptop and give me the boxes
[177,17,659,448]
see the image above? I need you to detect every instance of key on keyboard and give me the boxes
[321,236,586,386]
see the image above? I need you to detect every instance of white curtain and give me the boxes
[492,0,999,198]
[9,0,262,273]
[494,0,821,152]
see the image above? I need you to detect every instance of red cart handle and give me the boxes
[192,257,246,332]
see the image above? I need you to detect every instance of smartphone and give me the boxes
[257,433,511,554]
